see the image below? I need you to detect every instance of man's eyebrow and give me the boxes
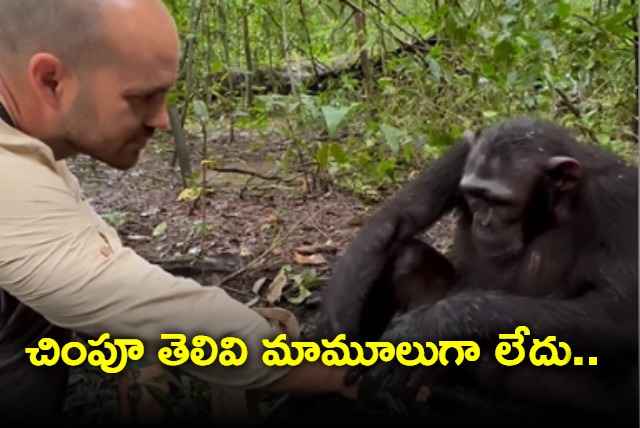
[124,84,173,97]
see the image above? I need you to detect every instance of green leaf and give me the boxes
[144,384,174,412]
[497,14,517,28]
[516,34,540,49]
[493,40,515,63]
[555,2,571,19]
[210,60,225,73]
[286,285,311,305]
[539,38,557,59]
[316,142,330,169]
[376,159,396,179]
[152,221,167,237]
[321,105,352,136]
[150,369,181,389]
[192,99,209,124]
[426,56,442,79]
[380,124,403,154]
[127,383,142,407]
[297,268,323,289]
[604,4,638,26]
[327,143,345,164]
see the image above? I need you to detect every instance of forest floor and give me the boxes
[60,125,457,424]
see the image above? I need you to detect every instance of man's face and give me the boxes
[59,49,178,170]
[53,1,180,171]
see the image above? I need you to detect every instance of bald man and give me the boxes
[0,0,357,424]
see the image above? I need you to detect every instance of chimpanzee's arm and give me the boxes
[419,254,637,353]
[320,141,470,339]
[346,259,638,408]
[393,287,637,355]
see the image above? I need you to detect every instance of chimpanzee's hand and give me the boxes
[344,308,436,415]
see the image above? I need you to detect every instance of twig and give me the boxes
[308,221,336,245]
[138,174,175,183]
[211,166,282,181]
[216,210,322,287]
[294,241,338,254]
[221,285,255,298]
[554,87,581,118]
[337,0,431,68]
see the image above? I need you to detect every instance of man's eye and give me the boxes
[129,92,157,103]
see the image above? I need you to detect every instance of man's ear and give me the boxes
[28,53,66,108]
[546,156,582,191]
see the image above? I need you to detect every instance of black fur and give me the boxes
[318,117,639,425]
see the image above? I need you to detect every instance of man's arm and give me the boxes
[0,155,353,397]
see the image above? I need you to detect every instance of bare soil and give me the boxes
[60,126,457,424]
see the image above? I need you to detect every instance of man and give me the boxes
[0,0,358,424]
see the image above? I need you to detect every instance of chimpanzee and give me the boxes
[317,116,639,425]
[353,237,455,345]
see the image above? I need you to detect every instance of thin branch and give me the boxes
[209,166,282,181]
[216,210,322,287]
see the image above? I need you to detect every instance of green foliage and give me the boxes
[164,0,638,199]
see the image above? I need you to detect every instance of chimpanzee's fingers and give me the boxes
[343,345,375,386]
[366,368,411,419]
[344,364,369,386]
[402,365,434,406]
[385,364,413,400]
[379,391,410,418]
[357,362,393,405]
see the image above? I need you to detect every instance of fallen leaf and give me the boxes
[252,277,267,295]
[177,188,199,202]
[260,223,273,232]
[126,234,151,242]
[294,243,337,254]
[347,214,366,227]
[245,296,260,307]
[293,252,327,266]
[265,269,288,304]
[264,213,279,224]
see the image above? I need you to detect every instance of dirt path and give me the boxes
[61,127,456,423]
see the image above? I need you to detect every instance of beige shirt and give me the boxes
[0,98,296,390]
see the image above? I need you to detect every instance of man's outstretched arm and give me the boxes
[0,140,355,406]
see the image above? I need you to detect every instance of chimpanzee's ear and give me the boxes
[546,156,582,191]
[462,129,479,147]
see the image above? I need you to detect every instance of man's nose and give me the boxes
[146,105,170,130]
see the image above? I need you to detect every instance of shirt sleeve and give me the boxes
[0,154,294,389]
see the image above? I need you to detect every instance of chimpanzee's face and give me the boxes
[460,141,531,259]
[458,127,582,261]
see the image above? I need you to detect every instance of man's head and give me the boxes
[0,0,180,170]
